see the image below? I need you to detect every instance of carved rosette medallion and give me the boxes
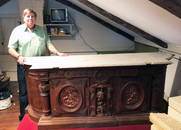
[120,81,144,110]
[59,85,82,112]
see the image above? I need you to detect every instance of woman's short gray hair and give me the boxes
[23,8,37,18]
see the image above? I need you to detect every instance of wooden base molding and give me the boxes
[38,113,150,130]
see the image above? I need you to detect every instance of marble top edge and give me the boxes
[24,52,172,69]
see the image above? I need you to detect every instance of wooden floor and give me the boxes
[0,81,20,130]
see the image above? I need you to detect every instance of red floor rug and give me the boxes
[17,114,150,130]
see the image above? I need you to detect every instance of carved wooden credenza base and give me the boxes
[38,113,150,130]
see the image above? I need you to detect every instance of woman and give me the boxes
[8,8,68,121]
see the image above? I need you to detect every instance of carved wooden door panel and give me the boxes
[49,78,89,116]
[112,77,152,114]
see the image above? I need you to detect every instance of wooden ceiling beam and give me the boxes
[149,0,181,19]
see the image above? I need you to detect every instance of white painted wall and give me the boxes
[0,0,19,15]
[0,0,20,54]
[52,10,135,54]
[162,51,181,99]
[0,17,19,54]
[0,55,17,81]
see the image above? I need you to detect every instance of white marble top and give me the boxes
[24,52,172,69]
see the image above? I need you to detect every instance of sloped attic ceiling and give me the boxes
[56,0,181,50]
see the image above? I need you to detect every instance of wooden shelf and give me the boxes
[45,24,73,37]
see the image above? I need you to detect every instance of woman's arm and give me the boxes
[8,48,25,64]
[48,44,69,56]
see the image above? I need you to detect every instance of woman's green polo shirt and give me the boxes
[8,24,52,57]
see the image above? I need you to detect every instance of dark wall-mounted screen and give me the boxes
[50,8,68,23]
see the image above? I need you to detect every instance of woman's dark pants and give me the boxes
[17,64,28,121]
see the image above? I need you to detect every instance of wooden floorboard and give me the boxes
[0,81,20,130]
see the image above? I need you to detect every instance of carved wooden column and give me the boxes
[26,69,51,121]
[89,79,113,116]
[38,77,50,115]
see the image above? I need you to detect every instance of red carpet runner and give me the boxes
[17,114,150,130]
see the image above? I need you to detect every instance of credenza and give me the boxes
[24,53,171,130]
